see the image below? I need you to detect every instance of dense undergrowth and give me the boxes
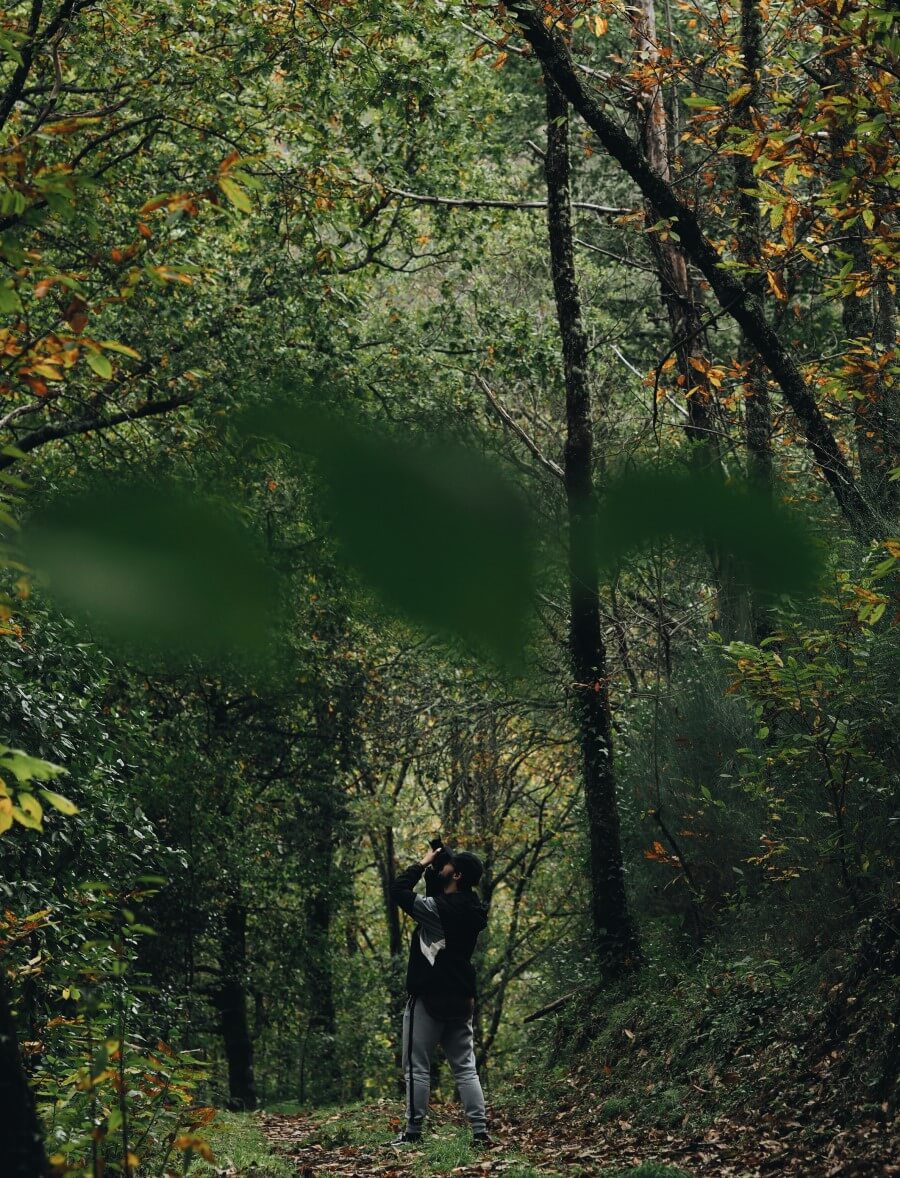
[504,906,898,1149]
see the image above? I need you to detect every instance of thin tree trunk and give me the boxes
[543,67,641,973]
[214,897,258,1111]
[735,0,773,498]
[735,0,774,642]
[376,822,406,1090]
[510,3,877,537]
[843,238,898,521]
[305,786,339,1104]
[0,976,50,1178]
[826,49,898,521]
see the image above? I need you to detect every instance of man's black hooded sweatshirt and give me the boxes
[390,863,488,1000]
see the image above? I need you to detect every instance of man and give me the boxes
[388,841,493,1149]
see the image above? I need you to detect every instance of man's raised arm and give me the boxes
[390,846,445,934]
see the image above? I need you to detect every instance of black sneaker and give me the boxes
[387,1131,422,1146]
[472,1131,496,1151]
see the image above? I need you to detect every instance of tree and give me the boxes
[542,60,640,970]
[507,1,881,537]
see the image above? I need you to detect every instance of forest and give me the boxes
[0,1,897,1175]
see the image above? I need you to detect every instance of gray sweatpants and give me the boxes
[402,996,487,1135]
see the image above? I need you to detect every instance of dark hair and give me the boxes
[450,851,483,891]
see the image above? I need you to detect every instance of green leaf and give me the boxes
[0,283,22,313]
[867,602,885,625]
[85,350,114,379]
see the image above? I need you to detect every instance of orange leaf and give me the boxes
[766,270,787,301]
[63,296,89,333]
[643,840,669,861]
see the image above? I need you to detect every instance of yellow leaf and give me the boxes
[40,789,79,816]
[0,796,12,834]
[492,51,508,69]
[218,177,252,213]
[98,340,141,359]
[13,792,42,830]
[727,84,752,106]
[30,362,64,380]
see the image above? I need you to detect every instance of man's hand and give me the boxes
[419,846,440,867]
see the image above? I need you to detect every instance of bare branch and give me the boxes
[476,375,565,482]
[385,185,629,217]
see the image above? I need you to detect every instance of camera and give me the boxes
[425,836,453,894]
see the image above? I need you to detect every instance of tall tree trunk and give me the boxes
[214,896,258,1111]
[735,0,774,641]
[632,0,718,456]
[842,235,898,522]
[735,0,773,498]
[376,820,406,1091]
[633,0,756,638]
[0,976,50,1178]
[826,50,899,522]
[543,68,641,973]
[511,2,877,537]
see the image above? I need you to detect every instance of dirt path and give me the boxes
[258,1099,897,1177]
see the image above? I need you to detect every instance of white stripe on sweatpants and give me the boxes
[402,996,487,1135]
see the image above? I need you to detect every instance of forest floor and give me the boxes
[253,1095,898,1178]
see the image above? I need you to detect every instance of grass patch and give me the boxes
[299,1101,389,1148]
[187,1110,293,1178]
[415,1125,474,1173]
[599,1096,632,1120]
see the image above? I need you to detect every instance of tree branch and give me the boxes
[0,395,194,469]
[476,375,564,482]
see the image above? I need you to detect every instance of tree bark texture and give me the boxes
[510,1,877,537]
[543,69,641,972]
[0,975,50,1178]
